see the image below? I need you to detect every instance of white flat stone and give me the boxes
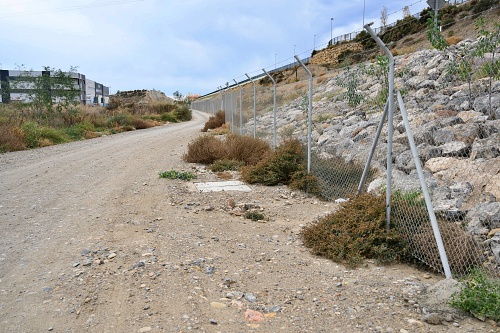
[195,181,251,192]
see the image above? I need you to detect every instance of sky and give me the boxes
[0,0,430,97]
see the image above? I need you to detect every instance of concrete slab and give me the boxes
[195,181,252,192]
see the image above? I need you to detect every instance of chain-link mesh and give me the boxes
[191,4,500,279]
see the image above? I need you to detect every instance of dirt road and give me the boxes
[0,111,496,332]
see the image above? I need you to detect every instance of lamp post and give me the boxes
[275,54,277,69]
[314,34,316,51]
[363,0,366,27]
[330,18,333,46]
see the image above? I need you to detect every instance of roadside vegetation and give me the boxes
[0,67,191,153]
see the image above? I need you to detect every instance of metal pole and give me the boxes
[364,22,395,231]
[314,35,316,51]
[358,100,389,194]
[362,0,366,27]
[330,18,333,46]
[397,91,452,278]
[228,82,234,133]
[233,79,243,135]
[435,0,438,25]
[245,73,257,138]
[295,55,312,174]
[262,68,277,149]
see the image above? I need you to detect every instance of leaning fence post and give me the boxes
[294,55,313,174]
[245,73,257,139]
[397,91,452,278]
[262,68,277,148]
[358,100,389,194]
[364,23,395,231]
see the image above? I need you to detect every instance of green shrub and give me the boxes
[21,121,68,148]
[301,193,408,267]
[208,159,245,172]
[159,170,197,181]
[106,113,134,127]
[174,105,192,121]
[160,112,178,122]
[240,139,305,186]
[64,122,95,140]
[450,268,500,321]
[244,211,266,221]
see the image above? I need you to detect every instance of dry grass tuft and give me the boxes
[446,35,463,45]
[0,124,26,152]
[203,111,226,132]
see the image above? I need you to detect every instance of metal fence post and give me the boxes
[294,55,312,174]
[262,68,277,148]
[397,91,452,278]
[233,79,243,135]
[365,23,395,231]
[245,73,257,138]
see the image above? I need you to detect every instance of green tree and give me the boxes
[427,12,448,51]
[12,65,80,125]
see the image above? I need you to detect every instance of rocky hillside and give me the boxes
[244,37,500,269]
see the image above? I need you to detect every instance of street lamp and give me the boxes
[275,54,277,69]
[363,0,366,27]
[330,18,333,46]
[314,34,316,51]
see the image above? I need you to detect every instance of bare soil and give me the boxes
[0,111,497,333]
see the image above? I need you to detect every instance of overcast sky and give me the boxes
[0,0,429,97]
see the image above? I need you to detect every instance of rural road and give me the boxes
[0,111,495,332]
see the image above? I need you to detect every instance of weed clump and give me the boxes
[208,159,244,172]
[244,211,266,221]
[301,193,408,267]
[450,268,500,321]
[159,170,197,181]
[240,139,304,185]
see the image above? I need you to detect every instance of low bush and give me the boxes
[174,105,192,121]
[240,139,305,186]
[0,124,26,152]
[244,211,266,221]
[203,111,226,132]
[450,268,500,321]
[208,159,244,172]
[224,134,270,165]
[159,170,197,181]
[183,135,226,164]
[161,112,178,122]
[183,134,270,167]
[301,193,409,267]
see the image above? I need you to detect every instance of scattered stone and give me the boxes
[244,293,256,303]
[108,252,117,259]
[209,319,218,325]
[210,302,227,309]
[223,278,236,286]
[262,305,281,313]
[138,327,152,333]
[244,309,265,323]
[423,312,442,325]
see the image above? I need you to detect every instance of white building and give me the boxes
[0,69,109,106]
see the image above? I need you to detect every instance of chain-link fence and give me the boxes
[191,1,500,279]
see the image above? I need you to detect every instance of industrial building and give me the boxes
[0,69,109,106]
